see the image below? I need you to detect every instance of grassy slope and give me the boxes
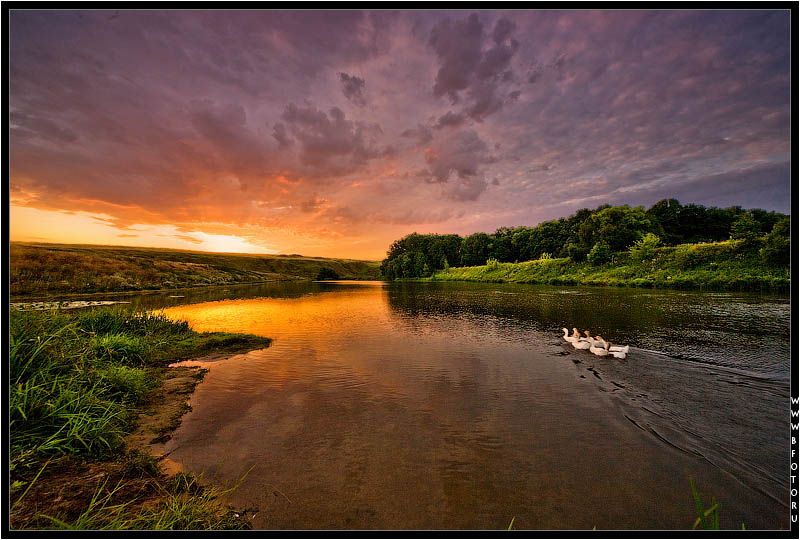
[11,242,382,297]
[10,307,271,529]
[431,240,789,292]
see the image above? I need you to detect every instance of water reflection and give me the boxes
[387,282,790,378]
[153,282,788,529]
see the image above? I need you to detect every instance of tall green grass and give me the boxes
[10,307,270,530]
[10,308,269,472]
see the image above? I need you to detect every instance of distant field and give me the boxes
[10,243,382,298]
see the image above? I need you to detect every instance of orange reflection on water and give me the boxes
[157,287,396,392]
[160,288,388,338]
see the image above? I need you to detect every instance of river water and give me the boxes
[131,281,789,530]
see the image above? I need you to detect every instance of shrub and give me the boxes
[760,217,790,266]
[565,242,589,262]
[486,258,500,269]
[587,242,612,265]
[730,212,761,244]
[629,233,661,262]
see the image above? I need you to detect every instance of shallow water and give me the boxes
[141,281,788,529]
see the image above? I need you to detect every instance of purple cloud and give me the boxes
[8,9,791,258]
[339,72,367,107]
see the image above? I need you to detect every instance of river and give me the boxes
[130,280,789,530]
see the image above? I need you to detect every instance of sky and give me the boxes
[9,10,791,259]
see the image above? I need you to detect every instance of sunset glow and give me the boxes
[10,10,790,259]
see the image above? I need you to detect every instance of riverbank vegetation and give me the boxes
[10,307,271,529]
[380,199,789,291]
[11,243,381,298]
[429,239,788,291]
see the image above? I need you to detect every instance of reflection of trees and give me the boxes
[387,282,688,341]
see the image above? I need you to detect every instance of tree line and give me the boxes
[380,199,790,279]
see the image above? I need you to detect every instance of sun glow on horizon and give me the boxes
[10,205,278,255]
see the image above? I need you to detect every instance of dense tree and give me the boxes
[578,205,657,252]
[380,232,463,278]
[379,201,788,279]
[489,227,515,262]
[461,232,492,266]
[646,199,683,244]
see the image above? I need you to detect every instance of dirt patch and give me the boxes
[127,366,207,451]
[10,455,160,529]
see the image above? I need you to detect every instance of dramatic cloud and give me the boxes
[278,102,388,174]
[8,9,791,258]
[428,14,522,120]
[424,129,494,201]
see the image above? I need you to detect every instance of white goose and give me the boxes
[609,345,627,360]
[572,338,591,350]
[595,337,630,354]
[562,328,580,344]
[589,337,610,357]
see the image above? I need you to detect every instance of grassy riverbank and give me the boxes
[10,307,271,530]
[430,239,789,292]
[11,242,382,298]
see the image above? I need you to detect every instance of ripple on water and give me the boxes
[153,282,789,529]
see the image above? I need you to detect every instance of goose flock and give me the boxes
[562,327,629,359]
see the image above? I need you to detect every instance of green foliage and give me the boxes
[730,212,762,243]
[579,205,657,252]
[381,201,788,280]
[486,258,500,269]
[539,252,553,260]
[381,232,462,279]
[315,267,340,280]
[460,232,492,266]
[565,242,589,262]
[587,242,612,265]
[431,239,788,292]
[10,308,270,470]
[629,233,661,263]
[10,312,131,464]
[760,217,790,266]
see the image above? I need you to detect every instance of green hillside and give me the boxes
[430,239,789,292]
